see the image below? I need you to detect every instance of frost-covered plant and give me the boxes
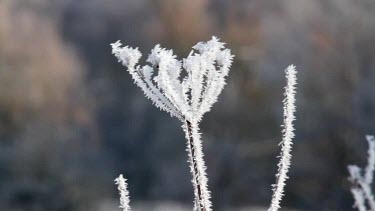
[348,135,375,211]
[111,36,234,211]
[268,65,297,211]
[115,174,131,211]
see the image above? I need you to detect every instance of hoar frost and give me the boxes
[112,36,234,211]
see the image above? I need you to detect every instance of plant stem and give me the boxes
[185,120,210,211]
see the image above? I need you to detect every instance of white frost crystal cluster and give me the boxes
[111,36,234,122]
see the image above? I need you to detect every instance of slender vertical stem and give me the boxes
[268,65,297,211]
[184,120,210,211]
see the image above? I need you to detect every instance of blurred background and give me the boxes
[1,0,375,210]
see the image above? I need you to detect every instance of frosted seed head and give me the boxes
[112,37,234,123]
[111,41,141,68]
[217,49,234,66]
[111,40,122,51]
[193,36,225,54]
[147,44,163,66]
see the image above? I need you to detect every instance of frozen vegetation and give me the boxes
[111,37,297,211]
[348,135,375,211]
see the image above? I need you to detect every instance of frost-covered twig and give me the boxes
[348,135,375,211]
[115,174,131,211]
[268,65,297,211]
[351,187,367,211]
[183,119,212,211]
[111,37,234,211]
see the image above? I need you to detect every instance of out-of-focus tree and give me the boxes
[0,1,108,210]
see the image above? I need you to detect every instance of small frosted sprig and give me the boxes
[268,65,297,211]
[115,174,131,211]
[348,135,375,211]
